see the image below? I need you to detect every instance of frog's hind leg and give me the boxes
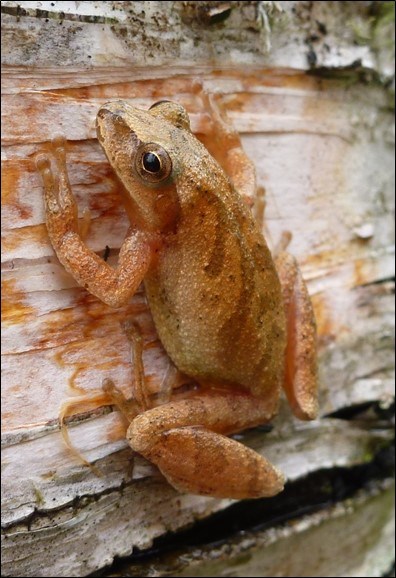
[59,390,112,475]
[275,236,318,421]
[126,392,285,499]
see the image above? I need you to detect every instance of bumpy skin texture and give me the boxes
[37,97,318,499]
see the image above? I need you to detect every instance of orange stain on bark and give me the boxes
[1,279,36,325]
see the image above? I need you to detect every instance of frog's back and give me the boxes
[144,169,286,397]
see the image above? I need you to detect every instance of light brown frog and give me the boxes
[36,93,318,499]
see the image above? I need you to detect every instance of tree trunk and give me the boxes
[1,2,394,577]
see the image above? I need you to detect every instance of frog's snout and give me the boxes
[96,101,139,147]
[97,100,127,120]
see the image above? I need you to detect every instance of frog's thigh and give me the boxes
[127,393,285,499]
[275,252,319,421]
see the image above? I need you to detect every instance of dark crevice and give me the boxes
[90,444,395,577]
[358,276,396,289]
[326,400,395,422]
[307,63,393,90]
[383,561,395,578]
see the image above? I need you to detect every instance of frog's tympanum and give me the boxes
[37,96,318,499]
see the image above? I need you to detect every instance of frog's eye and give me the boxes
[134,142,172,184]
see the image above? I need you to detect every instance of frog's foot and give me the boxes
[193,83,238,147]
[275,248,318,421]
[36,137,79,246]
[43,138,92,240]
[59,390,112,476]
[126,392,285,499]
[102,377,142,422]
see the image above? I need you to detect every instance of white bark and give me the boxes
[1,2,394,576]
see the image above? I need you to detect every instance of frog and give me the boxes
[36,92,318,500]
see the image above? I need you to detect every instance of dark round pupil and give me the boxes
[143,152,161,173]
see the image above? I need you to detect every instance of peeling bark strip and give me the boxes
[1,1,395,577]
[1,3,117,24]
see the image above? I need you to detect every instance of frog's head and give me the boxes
[96,100,205,233]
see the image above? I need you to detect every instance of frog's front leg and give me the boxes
[126,392,285,499]
[198,89,257,203]
[275,238,318,421]
[36,139,156,308]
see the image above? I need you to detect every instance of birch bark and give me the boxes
[1,2,394,576]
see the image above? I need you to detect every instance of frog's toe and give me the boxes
[52,135,67,152]
[35,153,51,173]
